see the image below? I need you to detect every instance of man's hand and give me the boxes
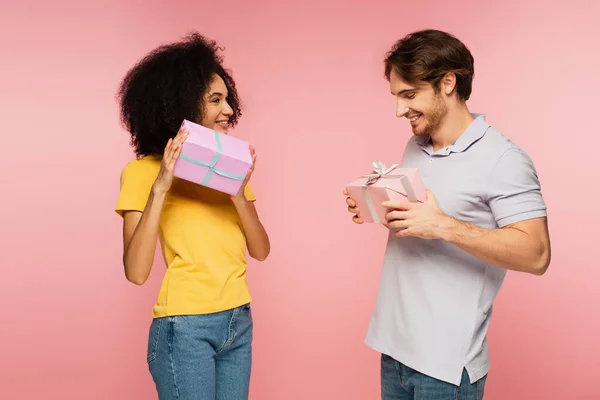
[382,190,453,239]
[343,188,364,224]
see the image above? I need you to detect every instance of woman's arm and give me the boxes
[231,145,270,261]
[121,129,187,285]
[122,188,167,285]
[232,198,270,261]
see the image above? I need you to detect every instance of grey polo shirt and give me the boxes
[365,114,547,386]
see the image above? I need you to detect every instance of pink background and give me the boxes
[2,0,599,399]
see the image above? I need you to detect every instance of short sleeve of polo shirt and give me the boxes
[486,148,547,228]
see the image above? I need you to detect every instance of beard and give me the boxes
[413,93,447,136]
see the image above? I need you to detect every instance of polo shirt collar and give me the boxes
[416,114,490,154]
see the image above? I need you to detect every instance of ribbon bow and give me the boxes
[363,161,400,185]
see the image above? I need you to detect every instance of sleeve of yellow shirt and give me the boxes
[115,160,154,217]
[244,184,256,202]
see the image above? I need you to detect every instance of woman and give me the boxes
[115,32,270,400]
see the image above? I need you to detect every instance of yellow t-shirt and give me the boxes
[115,155,255,318]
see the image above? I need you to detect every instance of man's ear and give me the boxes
[440,72,457,96]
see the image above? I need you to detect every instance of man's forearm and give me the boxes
[438,216,550,275]
[232,198,271,261]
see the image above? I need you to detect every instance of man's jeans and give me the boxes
[381,354,487,400]
[147,303,253,400]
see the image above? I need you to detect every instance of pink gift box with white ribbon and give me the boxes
[345,161,427,224]
[173,120,252,196]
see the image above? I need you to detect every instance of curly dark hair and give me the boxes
[117,32,242,157]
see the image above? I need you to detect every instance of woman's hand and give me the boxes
[231,145,257,202]
[152,127,188,194]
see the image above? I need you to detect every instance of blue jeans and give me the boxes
[147,303,253,400]
[381,354,487,400]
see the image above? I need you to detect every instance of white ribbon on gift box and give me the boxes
[361,161,417,223]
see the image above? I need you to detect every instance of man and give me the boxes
[344,29,551,399]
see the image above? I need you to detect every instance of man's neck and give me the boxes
[429,104,474,152]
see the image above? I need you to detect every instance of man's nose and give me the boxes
[396,101,409,118]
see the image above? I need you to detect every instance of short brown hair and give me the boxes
[384,29,475,101]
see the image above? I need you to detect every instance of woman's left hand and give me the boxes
[232,145,256,202]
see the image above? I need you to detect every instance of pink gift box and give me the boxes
[173,120,252,196]
[345,161,427,224]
